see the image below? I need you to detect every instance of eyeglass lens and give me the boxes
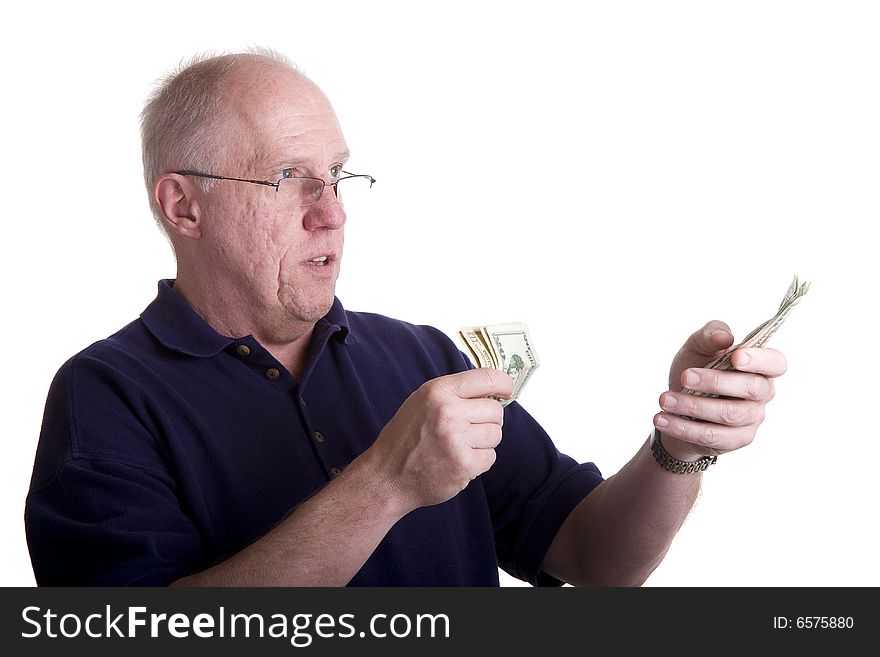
[277,176,373,207]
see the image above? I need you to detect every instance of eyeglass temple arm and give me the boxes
[341,171,376,186]
[174,170,279,189]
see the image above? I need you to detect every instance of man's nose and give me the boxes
[302,190,346,231]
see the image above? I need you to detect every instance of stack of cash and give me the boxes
[458,323,540,406]
[686,274,810,398]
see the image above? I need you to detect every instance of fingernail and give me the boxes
[662,394,678,409]
[655,416,669,428]
[685,371,700,387]
[737,351,751,366]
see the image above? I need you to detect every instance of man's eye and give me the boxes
[280,168,295,179]
[329,165,342,178]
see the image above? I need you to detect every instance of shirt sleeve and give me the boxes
[25,353,204,586]
[482,400,604,587]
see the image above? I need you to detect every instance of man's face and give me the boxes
[201,64,351,333]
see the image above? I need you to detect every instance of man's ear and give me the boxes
[155,174,203,239]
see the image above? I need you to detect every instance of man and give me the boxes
[25,50,786,586]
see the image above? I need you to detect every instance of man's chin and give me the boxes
[278,286,336,325]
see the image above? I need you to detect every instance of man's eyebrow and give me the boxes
[269,152,351,170]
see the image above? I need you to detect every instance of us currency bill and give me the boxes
[458,323,540,406]
[685,274,810,398]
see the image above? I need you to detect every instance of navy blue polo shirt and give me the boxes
[26,280,603,586]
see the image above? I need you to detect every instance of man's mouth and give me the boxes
[305,255,331,266]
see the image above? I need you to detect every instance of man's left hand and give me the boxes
[654,321,788,462]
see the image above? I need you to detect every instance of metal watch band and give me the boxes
[650,430,717,474]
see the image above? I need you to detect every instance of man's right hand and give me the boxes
[371,369,514,513]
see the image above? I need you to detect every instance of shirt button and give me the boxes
[265,367,280,380]
[329,467,342,478]
[235,344,251,357]
[313,431,326,443]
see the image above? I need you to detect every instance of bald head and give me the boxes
[140,50,329,232]
[219,57,341,178]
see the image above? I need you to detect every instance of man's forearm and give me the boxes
[542,435,701,587]
[171,448,404,587]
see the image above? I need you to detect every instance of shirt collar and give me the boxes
[140,279,355,357]
[320,295,357,345]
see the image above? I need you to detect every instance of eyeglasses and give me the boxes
[174,169,376,207]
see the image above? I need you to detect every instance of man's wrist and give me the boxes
[656,432,703,462]
[649,430,717,474]
[345,448,412,522]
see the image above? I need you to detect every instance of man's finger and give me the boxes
[468,448,498,478]
[469,423,504,449]
[464,398,506,425]
[445,368,515,401]
[653,412,752,455]
[660,391,765,427]
[681,368,775,402]
[731,348,788,378]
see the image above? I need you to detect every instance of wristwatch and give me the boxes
[649,429,717,474]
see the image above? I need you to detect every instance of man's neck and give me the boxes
[172,274,315,381]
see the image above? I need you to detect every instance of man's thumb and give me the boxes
[667,321,734,391]
[685,321,734,357]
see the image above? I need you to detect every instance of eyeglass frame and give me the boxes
[173,169,376,206]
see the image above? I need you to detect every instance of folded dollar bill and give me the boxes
[685,274,810,398]
[458,323,540,406]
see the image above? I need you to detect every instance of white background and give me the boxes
[2,1,878,587]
